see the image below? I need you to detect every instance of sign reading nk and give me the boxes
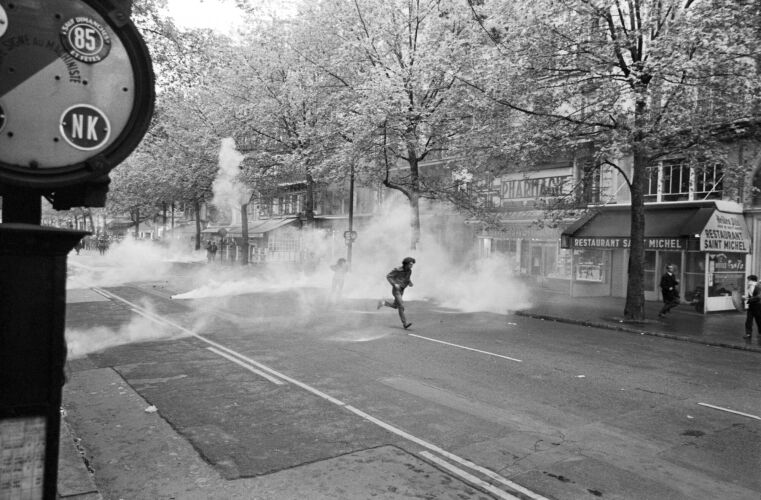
[60,104,110,151]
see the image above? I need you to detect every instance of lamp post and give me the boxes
[346,164,355,265]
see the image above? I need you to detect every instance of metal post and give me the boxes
[2,189,41,224]
[347,165,355,265]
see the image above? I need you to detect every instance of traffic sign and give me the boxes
[0,0,154,189]
[59,16,112,63]
[60,104,111,150]
[344,230,358,243]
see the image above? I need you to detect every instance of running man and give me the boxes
[378,257,415,329]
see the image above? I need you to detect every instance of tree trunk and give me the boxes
[240,203,249,266]
[305,171,315,224]
[408,154,422,251]
[409,193,420,251]
[623,95,649,321]
[162,202,167,239]
[87,209,95,235]
[133,207,140,239]
[194,200,202,251]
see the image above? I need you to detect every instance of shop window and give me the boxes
[574,249,606,282]
[708,253,745,297]
[551,248,573,279]
[493,239,517,254]
[684,252,706,305]
[644,251,656,291]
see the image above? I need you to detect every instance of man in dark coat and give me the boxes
[658,264,680,318]
[378,257,415,329]
[745,274,761,343]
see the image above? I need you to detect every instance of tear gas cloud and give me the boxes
[66,301,183,358]
[65,137,531,355]
[211,137,249,213]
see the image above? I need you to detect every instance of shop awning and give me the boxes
[224,218,298,237]
[561,203,750,253]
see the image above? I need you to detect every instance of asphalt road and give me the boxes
[63,279,761,500]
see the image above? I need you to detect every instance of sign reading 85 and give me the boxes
[60,17,111,63]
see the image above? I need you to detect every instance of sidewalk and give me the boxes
[58,289,761,499]
[517,288,761,353]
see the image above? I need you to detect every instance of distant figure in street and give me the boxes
[378,257,415,329]
[745,274,761,343]
[330,258,349,300]
[206,240,217,263]
[658,264,680,318]
[96,237,108,256]
[210,241,218,262]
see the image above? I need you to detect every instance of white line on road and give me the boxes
[407,333,523,363]
[206,347,285,385]
[419,451,521,500]
[345,406,548,500]
[93,287,545,500]
[698,403,761,421]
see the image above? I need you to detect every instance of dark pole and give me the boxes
[2,188,42,224]
[347,164,355,265]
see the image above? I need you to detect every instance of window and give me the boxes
[579,164,601,204]
[645,160,723,203]
[694,163,723,200]
[661,160,690,201]
[645,167,659,202]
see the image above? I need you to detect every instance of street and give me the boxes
[61,261,761,500]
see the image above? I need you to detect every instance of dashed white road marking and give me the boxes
[93,286,546,500]
[698,403,761,421]
[206,347,285,385]
[407,333,523,363]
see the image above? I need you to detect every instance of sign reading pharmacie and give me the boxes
[569,237,686,250]
[700,211,751,253]
[0,0,153,190]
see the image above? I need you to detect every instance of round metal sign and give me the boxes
[60,16,112,63]
[344,230,358,242]
[0,0,154,189]
[60,104,110,150]
[0,4,7,38]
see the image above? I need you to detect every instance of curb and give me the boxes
[514,311,761,353]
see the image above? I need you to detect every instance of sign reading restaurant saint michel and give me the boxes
[700,211,751,252]
[571,237,686,250]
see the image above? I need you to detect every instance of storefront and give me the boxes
[560,202,751,312]
[477,214,572,292]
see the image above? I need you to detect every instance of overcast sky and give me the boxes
[165,0,298,33]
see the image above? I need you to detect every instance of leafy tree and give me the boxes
[295,0,486,250]
[464,0,761,319]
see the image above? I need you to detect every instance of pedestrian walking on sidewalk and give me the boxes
[745,274,761,343]
[378,257,415,329]
[658,264,680,318]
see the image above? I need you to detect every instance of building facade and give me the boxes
[561,141,759,313]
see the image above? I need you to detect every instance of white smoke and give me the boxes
[171,197,530,314]
[211,137,248,218]
[66,300,184,358]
